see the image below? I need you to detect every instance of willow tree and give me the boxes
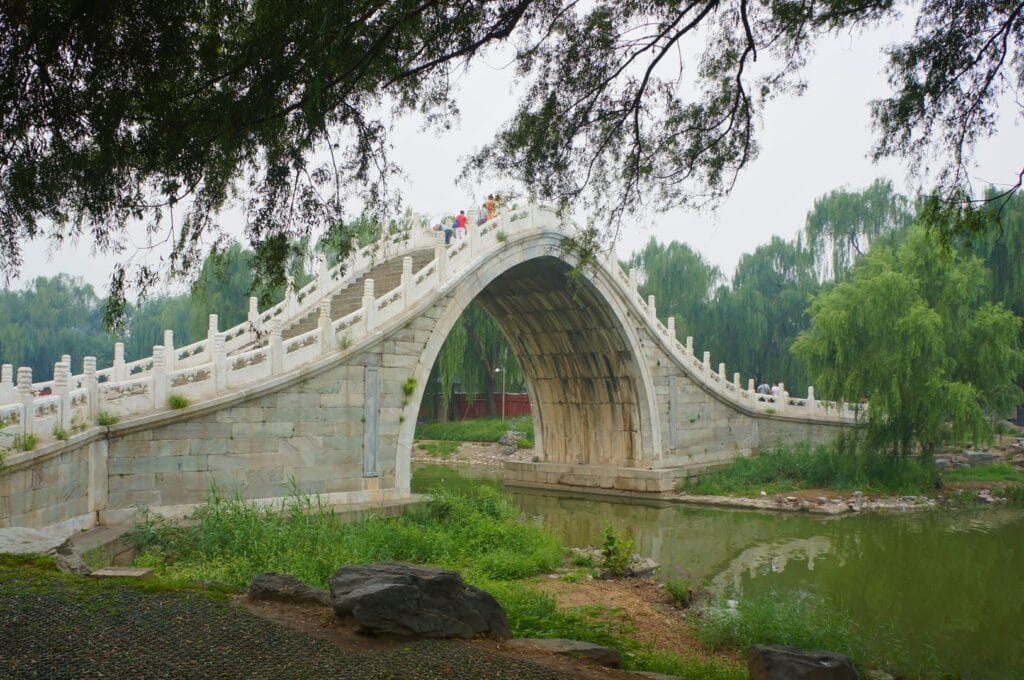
[804,179,914,281]
[794,224,1024,455]
[424,302,523,421]
[626,238,722,340]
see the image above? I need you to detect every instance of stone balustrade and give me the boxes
[0,204,859,449]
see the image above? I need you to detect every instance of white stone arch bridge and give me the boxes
[0,206,857,534]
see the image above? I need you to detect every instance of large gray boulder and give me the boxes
[329,562,511,639]
[747,645,859,680]
[249,573,331,607]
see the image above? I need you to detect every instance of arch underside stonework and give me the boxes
[473,258,645,468]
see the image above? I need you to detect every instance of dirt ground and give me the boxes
[532,577,740,667]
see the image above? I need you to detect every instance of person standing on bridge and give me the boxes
[485,194,497,221]
[455,210,467,239]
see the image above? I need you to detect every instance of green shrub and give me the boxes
[13,433,38,451]
[995,484,1024,503]
[571,551,596,568]
[600,524,634,577]
[168,394,190,409]
[97,412,119,426]
[495,230,508,242]
[943,464,1024,483]
[401,377,417,397]
[52,425,69,441]
[665,578,694,607]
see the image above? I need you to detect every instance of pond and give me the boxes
[413,464,1024,679]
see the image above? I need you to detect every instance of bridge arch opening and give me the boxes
[413,254,659,469]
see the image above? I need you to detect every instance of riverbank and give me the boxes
[415,440,1024,516]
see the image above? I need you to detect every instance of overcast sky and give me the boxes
[11,17,1024,294]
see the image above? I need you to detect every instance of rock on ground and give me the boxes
[330,562,511,639]
[747,644,858,680]
[0,527,91,575]
[0,527,67,555]
[250,573,332,607]
[506,638,622,667]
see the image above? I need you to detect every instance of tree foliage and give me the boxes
[0,275,115,380]
[793,225,1024,454]
[804,178,914,280]
[2,1,1021,319]
[424,301,524,421]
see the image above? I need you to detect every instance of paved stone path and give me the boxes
[0,563,568,679]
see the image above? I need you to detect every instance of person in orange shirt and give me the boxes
[485,195,497,221]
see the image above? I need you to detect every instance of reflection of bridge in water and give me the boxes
[1,205,855,536]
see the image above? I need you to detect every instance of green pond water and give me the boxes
[413,464,1024,679]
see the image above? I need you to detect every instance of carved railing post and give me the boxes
[319,299,333,355]
[628,268,638,296]
[207,314,219,363]
[247,296,259,325]
[113,343,126,382]
[434,233,447,282]
[718,362,726,382]
[163,330,175,372]
[362,278,376,333]
[284,274,297,317]
[777,383,786,410]
[17,367,33,436]
[401,256,413,308]
[733,372,741,393]
[747,378,755,395]
[83,357,98,419]
[54,361,71,431]
[667,317,675,340]
[269,320,283,375]
[213,333,227,391]
[0,364,13,404]
[685,336,693,357]
[647,295,656,323]
[152,346,166,408]
[317,255,330,297]
[702,351,711,374]
[467,215,477,258]
[807,386,816,411]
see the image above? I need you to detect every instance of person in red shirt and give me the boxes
[455,210,467,239]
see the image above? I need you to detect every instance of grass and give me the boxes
[415,416,534,444]
[679,442,939,496]
[943,464,1024,482]
[694,590,904,675]
[416,440,461,459]
[130,484,564,588]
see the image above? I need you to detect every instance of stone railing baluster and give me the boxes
[83,357,98,419]
[0,364,13,404]
[362,279,376,333]
[113,343,126,382]
[152,346,167,408]
[54,361,71,431]
[163,330,175,372]
[319,299,333,354]
[17,367,33,436]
